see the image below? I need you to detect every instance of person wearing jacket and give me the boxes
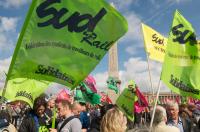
[19,95,50,132]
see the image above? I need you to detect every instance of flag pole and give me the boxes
[0,80,8,104]
[146,53,154,96]
[150,78,161,130]
[0,72,8,104]
[140,23,154,97]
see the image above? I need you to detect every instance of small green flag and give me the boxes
[107,77,120,94]
[75,89,86,103]
[6,0,128,89]
[75,82,100,105]
[161,10,200,99]
[116,88,137,121]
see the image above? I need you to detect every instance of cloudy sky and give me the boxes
[0,0,200,95]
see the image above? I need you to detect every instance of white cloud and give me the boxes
[94,57,170,93]
[0,56,11,73]
[93,72,108,92]
[0,0,30,8]
[0,57,11,88]
[125,44,144,55]
[122,12,145,55]
[0,17,18,32]
[110,0,137,11]
[120,12,143,43]
[0,16,18,49]
[0,33,9,49]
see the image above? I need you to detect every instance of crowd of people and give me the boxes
[0,94,200,132]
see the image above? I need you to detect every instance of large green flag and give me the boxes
[6,0,128,89]
[161,10,200,99]
[1,78,49,107]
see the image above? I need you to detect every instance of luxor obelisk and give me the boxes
[108,42,120,103]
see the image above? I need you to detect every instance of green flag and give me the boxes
[107,77,120,94]
[1,78,49,107]
[116,88,137,121]
[75,82,100,105]
[75,89,86,103]
[161,10,200,99]
[6,0,128,89]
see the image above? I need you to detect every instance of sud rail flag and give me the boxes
[142,23,167,62]
[161,10,200,99]
[6,0,128,89]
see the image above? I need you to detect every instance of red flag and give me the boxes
[136,87,148,107]
[100,92,112,104]
[56,89,71,102]
[134,87,148,113]
[85,75,97,93]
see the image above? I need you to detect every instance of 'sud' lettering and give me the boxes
[172,24,197,45]
[152,34,164,45]
[36,0,107,32]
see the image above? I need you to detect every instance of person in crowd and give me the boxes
[100,106,127,132]
[187,104,200,131]
[151,105,179,132]
[127,127,149,132]
[192,118,200,132]
[179,104,191,119]
[166,101,191,132]
[88,103,115,132]
[49,99,82,132]
[79,102,90,131]
[47,97,56,112]
[10,100,31,129]
[0,109,17,132]
[45,97,56,125]
[71,101,82,117]
[91,105,101,119]
[19,95,50,132]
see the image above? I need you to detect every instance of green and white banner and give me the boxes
[161,10,200,99]
[7,0,128,89]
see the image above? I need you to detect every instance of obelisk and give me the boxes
[108,42,120,103]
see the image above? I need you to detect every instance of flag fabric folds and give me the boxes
[161,10,200,99]
[142,23,167,62]
[6,0,128,89]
